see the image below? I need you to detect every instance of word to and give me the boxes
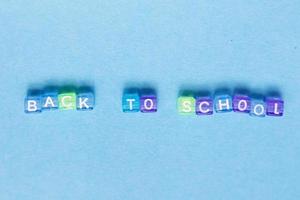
[122,89,157,113]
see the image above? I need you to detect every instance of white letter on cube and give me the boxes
[144,99,154,110]
[126,99,136,110]
[44,97,55,108]
[79,97,89,109]
[218,99,230,110]
[254,104,265,116]
[183,100,192,112]
[28,100,38,112]
[238,100,248,111]
[199,101,210,113]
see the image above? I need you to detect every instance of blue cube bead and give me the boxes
[250,99,266,117]
[24,96,42,113]
[122,92,140,112]
[42,92,58,110]
[214,95,233,113]
[77,92,95,110]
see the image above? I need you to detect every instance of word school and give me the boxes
[176,95,284,117]
[122,91,284,117]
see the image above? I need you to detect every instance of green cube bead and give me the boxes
[177,96,195,115]
[58,92,76,110]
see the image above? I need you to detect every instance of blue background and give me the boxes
[0,1,300,199]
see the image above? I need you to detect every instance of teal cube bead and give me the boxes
[122,92,140,112]
[214,95,233,113]
[250,99,266,117]
[24,95,42,113]
[77,92,95,110]
[42,91,59,110]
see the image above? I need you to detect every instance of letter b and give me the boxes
[24,96,42,113]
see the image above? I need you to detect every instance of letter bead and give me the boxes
[77,92,94,110]
[58,92,77,110]
[122,92,140,112]
[266,97,284,117]
[250,99,266,117]
[24,96,42,113]
[177,96,195,115]
[42,92,58,110]
[232,95,251,113]
[140,95,157,113]
[196,97,213,115]
[214,95,232,113]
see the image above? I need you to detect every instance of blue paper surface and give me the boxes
[0,1,300,199]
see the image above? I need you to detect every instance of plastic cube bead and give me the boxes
[196,97,213,115]
[250,99,266,117]
[140,95,157,113]
[77,92,94,110]
[177,96,195,115]
[232,94,251,113]
[58,92,77,110]
[266,97,284,117]
[214,95,233,113]
[42,91,58,110]
[24,96,42,113]
[122,92,140,112]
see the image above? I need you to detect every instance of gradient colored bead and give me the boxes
[58,92,77,110]
[122,92,140,112]
[232,95,251,113]
[214,95,232,113]
[77,92,94,110]
[196,97,213,115]
[140,95,157,113]
[266,97,284,117]
[24,95,42,113]
[250,99,266,117]
[42,92,58,110]
[177,96,195,115]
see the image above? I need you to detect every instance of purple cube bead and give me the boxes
[266,97,284,117]
[233,95,251,113]
[140,95,157,113]
[196,97,213,115]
